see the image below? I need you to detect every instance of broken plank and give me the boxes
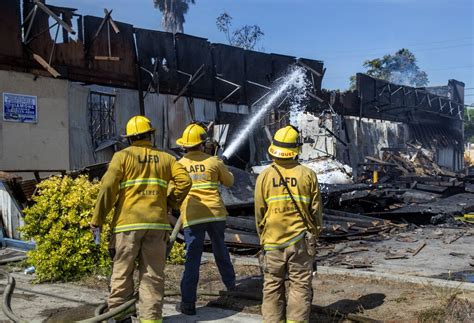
[32,53,60,78]
[340,262,373,269]
[325,209,390,223]
[104,8,120,34]
[444,233,464,244]
[226,216,256,232]
[365,156,397,166]
[214,229,260,247]
[339,247,369,254]
[412,241,426,256]
[33,0,75,34]
[384,253,408,260]
[415,183,448,193]
[94,56,120,61]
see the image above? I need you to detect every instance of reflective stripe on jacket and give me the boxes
[91,140,192,232]
[177,151,234,228]
[254,159,323,250]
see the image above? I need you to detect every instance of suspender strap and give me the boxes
[271,164,311,231]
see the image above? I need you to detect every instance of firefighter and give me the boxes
[91,115,192,323]
[254,125,323,323]
[175,123,236,315]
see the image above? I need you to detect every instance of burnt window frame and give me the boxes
[88,90,117,148]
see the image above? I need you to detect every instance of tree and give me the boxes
[216,12,264,50]
[153,0,195,34]
[464,107,474,143]
[349,48,428,90]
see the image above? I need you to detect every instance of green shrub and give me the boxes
[167,241,186,265]
[19,175,112,282]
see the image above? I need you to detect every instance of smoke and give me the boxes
[385,51,428,87]
[365,49,429,88]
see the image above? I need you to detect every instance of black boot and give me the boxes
[176,302,196,315]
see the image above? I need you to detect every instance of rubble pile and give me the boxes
[1,151,472,253]
[363,143,456,183]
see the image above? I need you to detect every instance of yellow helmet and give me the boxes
[176,123,208,148]
[124,115,155,138]
[268,125,302,159]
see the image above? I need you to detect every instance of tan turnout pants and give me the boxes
[108,229,168,321]
[262,238,314,323]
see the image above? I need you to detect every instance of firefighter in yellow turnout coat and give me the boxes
[91,116,192,323]
[255,126,323,323]
[175,123,236,315]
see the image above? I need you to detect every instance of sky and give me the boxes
[48,0,474,105]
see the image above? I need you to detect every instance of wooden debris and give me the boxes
[33,0,76,34]
[444,233,464,244]
[340,259,372,269]
[32,53,60,77]
[94,56,120,61]
[340,247,369,254]
[384,253,408,260]
[411,241,426,256]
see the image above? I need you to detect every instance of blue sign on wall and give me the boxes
[3,92,38,123]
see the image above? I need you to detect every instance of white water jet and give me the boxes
[222,66,308,159]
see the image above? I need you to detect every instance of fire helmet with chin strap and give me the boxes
[176,123,208,148]
[123,115,155,138]
[268,125,302,159]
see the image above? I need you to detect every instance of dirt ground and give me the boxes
[0,262,473,322]
[1,228,473,323]
[163,263,473,322]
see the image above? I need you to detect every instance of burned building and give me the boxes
[0,0,465,179]
[294,74,465,177]
[0,0,325,176]
[0,0,472,256]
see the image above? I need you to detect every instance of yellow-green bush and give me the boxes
[19,175,112,282]
[167,241,186,265]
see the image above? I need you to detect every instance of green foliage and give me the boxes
[349,48,428,90]
[464,107,474,143]
[19,175,112,282]
[167,241,186,265]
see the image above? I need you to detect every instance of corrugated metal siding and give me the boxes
[144,93,165,149]
[70,85,156,170]
[115,89,141,137]
[193,98,217,122]
[69,83,113,169]
[337,117,408,174]
[437,147,463,171]
[437,147,454,169]
[165,95,193,149]
[220,103,249,114]
[0,181,23,239]
[69,85,140,170]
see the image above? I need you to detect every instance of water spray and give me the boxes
[222,66,308,160]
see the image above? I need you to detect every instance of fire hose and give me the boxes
[1,270,23,323]
[0,214,185,322]
[0,268,261,322]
